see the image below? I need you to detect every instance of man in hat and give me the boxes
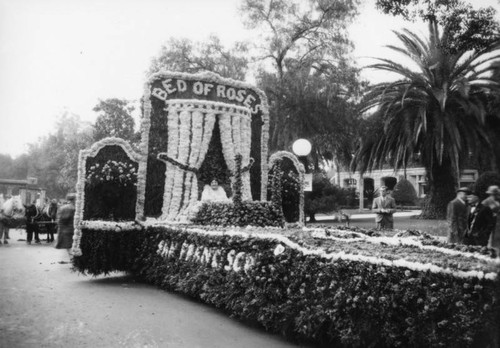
[469,185,500,246]
[372,186,397,230]
[446,187,470,244]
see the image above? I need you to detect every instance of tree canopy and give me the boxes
[240,0,364,168]
[25,112,94,198]
[93,98,137,143]
[354,1,500,218]
[148,35,249,81]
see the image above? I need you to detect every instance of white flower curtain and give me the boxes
[219,110,252,200]
[159,100,252,221]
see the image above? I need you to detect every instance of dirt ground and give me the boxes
[0,229,311,348]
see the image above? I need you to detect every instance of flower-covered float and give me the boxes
[72,71,500,348]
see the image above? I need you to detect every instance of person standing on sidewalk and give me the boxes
[372,186,396,230]
[55,193,76,256]
[447,187,470,244]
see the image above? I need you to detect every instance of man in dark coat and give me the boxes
[372,186,397,230]
[446,187,470,244]
[464,193,479,245]
[469,185,500,246]
[55,193,76,254]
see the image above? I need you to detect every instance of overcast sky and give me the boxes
[0,0,498,158]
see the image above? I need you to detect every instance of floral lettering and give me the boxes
[233,252,246,272]
[162,79,177,94]
[216,84,226,98]
[177,79,187,92]
[224,250,236,271]
[152,88,167,101]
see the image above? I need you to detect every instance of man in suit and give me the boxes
[464,192,479,245]
[447,187,470,244]
[469,185,500,246]
[372,186,397,230]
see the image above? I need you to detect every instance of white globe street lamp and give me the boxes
[292,139,312,157]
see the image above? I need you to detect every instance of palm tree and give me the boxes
[353,22,500,218]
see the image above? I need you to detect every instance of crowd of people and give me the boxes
[370,184,499,250]
[447,185,500,247]
[0,193,76,257]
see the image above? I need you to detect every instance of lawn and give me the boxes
[309,210,449,238]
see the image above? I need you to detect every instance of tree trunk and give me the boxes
[421,159,457,219]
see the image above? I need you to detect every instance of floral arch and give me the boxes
[73,137,141,255]
[268,151,305,225]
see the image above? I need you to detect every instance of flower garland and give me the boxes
[168,110,191,220]
[160,107,180,219]
[192,114,215,207]
[312,228,500,264]
[184,109,204,212]
[219,113,236,174]
[72,137,141,257]
[136,91,152,221]
[241,116,253,200]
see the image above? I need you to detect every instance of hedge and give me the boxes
[191,201,285,227]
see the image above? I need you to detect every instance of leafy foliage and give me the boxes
[268,158,302,223]
[472,171,500,201]
[25,112,94,198]
[72,228,141,275]
[241,0,364,165]
[192,201,284,227]
[392,178,418,205]
[93,98,137,143]
[232,154,243,205]
[375,0,500,53]
[148,35,249,80]
[304,172,340,217]
[354,23,500,218]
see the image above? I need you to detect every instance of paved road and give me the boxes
[0,229,311,348]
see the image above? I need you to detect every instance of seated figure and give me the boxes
[201,179,230,202]
[176,179,230,223]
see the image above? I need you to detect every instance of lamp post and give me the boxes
[292,139,312,224]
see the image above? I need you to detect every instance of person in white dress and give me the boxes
[177,179,230,223]
[200,179,230,202]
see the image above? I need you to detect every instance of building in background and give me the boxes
[333,168,478,209]
[0,177,46,205]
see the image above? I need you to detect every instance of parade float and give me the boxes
[72,71,500,347]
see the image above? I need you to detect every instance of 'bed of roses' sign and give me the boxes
[151,78,262,113]
[136,71,270,220]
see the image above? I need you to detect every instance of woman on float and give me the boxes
[200,179,230,202]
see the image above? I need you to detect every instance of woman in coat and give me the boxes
[55,194,76,254]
